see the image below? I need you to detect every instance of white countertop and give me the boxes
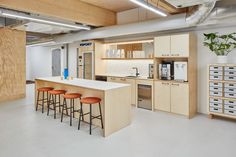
[96,74,154,80]
[36,77,130,91]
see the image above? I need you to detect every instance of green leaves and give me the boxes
[203,32,236,56]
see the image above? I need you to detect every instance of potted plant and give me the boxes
[203,32,236,63]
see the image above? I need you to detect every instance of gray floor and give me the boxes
[0,85,236,157]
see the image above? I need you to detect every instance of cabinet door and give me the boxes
[171,83,189,115]
[154,36,171,57]
[171,34,189,57]
[154,82,171,112]
[120,78,136,105]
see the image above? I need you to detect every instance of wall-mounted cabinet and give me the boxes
[154,34,190,58]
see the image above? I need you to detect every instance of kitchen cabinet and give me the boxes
[170,34,189,57]
[154,36,170,57]
[107,77,136,105]
[154,82,170,112]
[154,81,189,116]
[170,83,189,115]
[154,34,189,57]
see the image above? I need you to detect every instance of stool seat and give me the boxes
[37,87,54,92]
[49,90,66,95]
[63,93,82,99]
[80,97,101,104]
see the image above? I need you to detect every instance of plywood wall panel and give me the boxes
[0,28,26,102]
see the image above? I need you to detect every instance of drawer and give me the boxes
[209,75,223,81]
[210,66,223,71]
[225,71,236,76]
[224,87,236,93]
[224,100,236,106]
[210,71,223,76]
[225,93,236,98]
[224,76,236,81]
[225,83,236,88]
[210,98,223,104]
[210,91,223,97]
[210,107,223,113]
[209,82,223,88]
[224,104,236,111]
[209,87,222,92]
[224,109,236,116]
[210,102,222,108]
[225,66,236,72]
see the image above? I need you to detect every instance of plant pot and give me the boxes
[217,56,228,64]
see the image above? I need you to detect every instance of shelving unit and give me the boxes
[208,64,236,119]
[153,33,197,118]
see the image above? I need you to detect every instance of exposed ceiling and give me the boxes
[80,0,186,14]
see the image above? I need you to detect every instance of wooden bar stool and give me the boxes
[61,93,83,126]
[36,87,54,113]
[78,97,103,135]
[47,90,67,119]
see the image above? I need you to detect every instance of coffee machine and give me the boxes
[159,61,174,80]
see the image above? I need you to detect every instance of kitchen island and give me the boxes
[35,77,131,137]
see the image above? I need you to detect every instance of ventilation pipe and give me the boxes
[186,1,216,26]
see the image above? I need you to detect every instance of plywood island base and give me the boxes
[35,78,131,137]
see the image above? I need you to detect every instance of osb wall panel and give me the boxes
[0,28,26,102]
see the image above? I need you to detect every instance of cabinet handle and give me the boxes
[120,78,126,81]
[111,77,115,80]
[162,82,169,85]
[171,83,179,86]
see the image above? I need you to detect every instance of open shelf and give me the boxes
[101,58,154,60]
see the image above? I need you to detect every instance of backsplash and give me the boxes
[106,60,153,76]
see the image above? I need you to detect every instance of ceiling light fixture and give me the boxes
[1,12,90,30]
[129,0,167,17]
[26,41,57,47]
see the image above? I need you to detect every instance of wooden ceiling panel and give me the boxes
[80,0,186,14]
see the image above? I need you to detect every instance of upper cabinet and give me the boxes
[154,36,171,57]
[154,33,190,58]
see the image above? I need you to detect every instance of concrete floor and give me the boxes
[0,84,236,157]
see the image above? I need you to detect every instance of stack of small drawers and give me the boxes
[209,64,236,117]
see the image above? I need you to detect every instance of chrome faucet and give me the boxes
[132,67,140,77]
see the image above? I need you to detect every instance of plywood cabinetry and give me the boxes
[107,77,136,105]
[171,83,189,115]
[154,34,190,57]
[154,81,170,112]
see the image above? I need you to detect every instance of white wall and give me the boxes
[68,42,79,77]
[106,60,153,77]
[195,26,236,114]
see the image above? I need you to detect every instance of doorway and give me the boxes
[83,52,94,80]
[52,49,61,76]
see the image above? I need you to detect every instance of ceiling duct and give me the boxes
[186,1,216,26]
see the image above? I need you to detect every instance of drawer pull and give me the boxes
[162,83,169,85]
[213,108,218,110]
[229,111,234,113]
[229,77,234,79]
[229,89,234,91]
[172,83,179,86]
[229,67,234,69]
[229,101,234,103]
[214,88,218,90]
[214,99,218,101]
[229,106,234,108]
[229,94,234,96]
[214,92,218,94]
[229,72,234,74]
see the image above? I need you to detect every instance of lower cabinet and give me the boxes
[154,82,170,112]
[107,77,136,105]
[154,81,189,116]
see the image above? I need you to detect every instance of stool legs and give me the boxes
[99,103,104,129]
[89,104,92,135]
[78,102,83,130]
[36,91,49,113]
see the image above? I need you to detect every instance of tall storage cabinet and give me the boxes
[208,64,236,119]
[154,33,197,118]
